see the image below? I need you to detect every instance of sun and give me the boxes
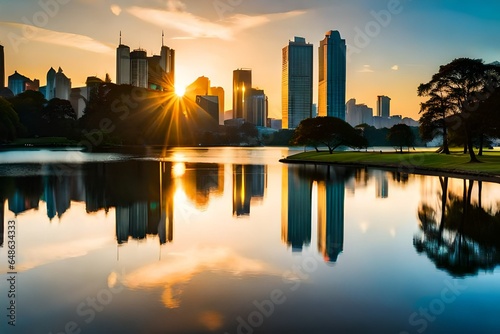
[175,85,186,97]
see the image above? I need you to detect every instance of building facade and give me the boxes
[130,49,148,89]
[0,44,4,89]
[282,37,313,129]
[377,95,391,118]
[116,43,131,85]
[232,69,252,120]
[8,71,39,96]
[318,30,346,120]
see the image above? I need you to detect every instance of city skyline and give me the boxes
[2,0,500,120]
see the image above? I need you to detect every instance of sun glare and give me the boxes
[175,85,186,97]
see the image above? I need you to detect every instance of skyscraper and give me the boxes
[282,37,313,129]
[318,30,347,120]
[0,44,4,88]
[377,95,391,118]
[130,49,148,88]
[232,69,252,119]
[159,32,175,90]
[116,33,131,85]
[248,88,268,127]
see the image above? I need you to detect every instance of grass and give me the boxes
[283,149,500,176]
[4,137,78,146]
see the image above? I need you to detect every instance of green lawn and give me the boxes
[284,150,500,176]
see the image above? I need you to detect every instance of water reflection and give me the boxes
[415,177,500,277]
[282,165,354,262]
[232,165,267,216]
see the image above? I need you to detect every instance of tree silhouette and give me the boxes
[0,97,24,142]
[414,178,500,277]
[291,117,368,153]
[418,58,500,162]
[387,123,415,153]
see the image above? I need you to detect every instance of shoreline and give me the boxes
[280,152,500,183]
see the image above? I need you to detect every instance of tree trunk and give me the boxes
[465,125,480,163]
[478,133,484,156]
[442,125,450,154]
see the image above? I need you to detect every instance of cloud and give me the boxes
[110,4,122,16]
[358,65,374,73]
[391,65,399,71]
[123,247,274,309]
[126,2,306,40]
[0,22,114,54]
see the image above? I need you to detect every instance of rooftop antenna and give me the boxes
[119,31,122,45]
[162,30,164,47]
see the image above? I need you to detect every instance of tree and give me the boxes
[387,124,415,153]
[418,87,452,154]
[8,90,47,137]
[291,117,368,154]
[0,97,24,142]
[418,58,500,162]
[41,98,78,138]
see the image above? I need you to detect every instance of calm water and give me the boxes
[1,148,500,334]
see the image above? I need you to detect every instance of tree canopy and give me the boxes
[0,97,24,142]
[291,117,368,153]
[387,124,415,153]
[418,58,500,162]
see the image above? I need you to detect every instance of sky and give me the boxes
[1,0,500,120]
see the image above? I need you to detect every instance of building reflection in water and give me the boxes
[0,161,177,245]
[282,165,351,262]
[375,170,389,199]
[232,165,267,217]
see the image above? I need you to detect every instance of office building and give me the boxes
[377,95,391,117]
[248,88,268,127]
[116,35,131,85]
[318,30,347,120]
[282,37,313,129]
[0,44,4,88]
[55,67,71,100]
[346,98,373,127]
[232,68,252,119]
[8,71,39,96]
[130,49,148,88]
[196,95,219,124]
[116,32,175,91]
[209,86,225,125]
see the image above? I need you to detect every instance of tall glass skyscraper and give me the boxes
[232,69,252,119]
[0,44,4,88]
[282,37,313,129]
[318,30,346,120]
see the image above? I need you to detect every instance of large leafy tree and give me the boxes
[8,90,47,137]
[291,117,368,154]
[418,58,500,162]
[387,123,415,153]
[0,97,25,142]
[418,88,452,154]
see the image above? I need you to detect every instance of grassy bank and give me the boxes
[282,150,500,179]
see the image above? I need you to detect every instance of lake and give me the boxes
[0,147,499,334]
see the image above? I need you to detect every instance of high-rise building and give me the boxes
[196,95,219,124]
[377,95,391,118]
[46,67,56,100]
[8,71,39,96]
[130,49,148,88]
[209,86,225,125]
[318,30,347,120]
[159,34,175,90]
[116,34,131,85]
[0,44,4,88]
[346,98,373,127]
[55,67,71,100]
[232,69,252,119]
[282,37,313,129]
[248,88,268,127]
[116,32,175,90]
